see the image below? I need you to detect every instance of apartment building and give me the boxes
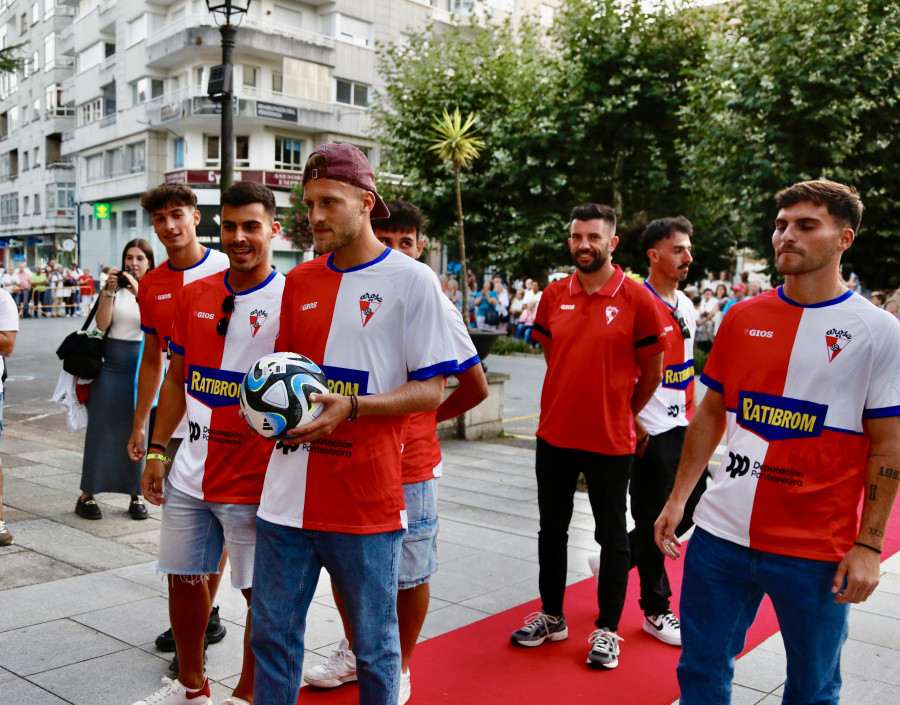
[1,0,557,273]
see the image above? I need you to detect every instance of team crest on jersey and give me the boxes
[359,292,382,327]
[249,309,268,338]
[825,328,852,362]
[606,306,619,324]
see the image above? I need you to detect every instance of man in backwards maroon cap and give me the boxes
[249,144,458,705]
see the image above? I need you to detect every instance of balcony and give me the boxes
[145,15,335,69]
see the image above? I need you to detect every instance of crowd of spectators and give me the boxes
[0,260,97,319]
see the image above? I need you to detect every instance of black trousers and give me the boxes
[536,437,632,631]
[628,425,708,615]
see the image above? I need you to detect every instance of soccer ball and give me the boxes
[240,352,329,438]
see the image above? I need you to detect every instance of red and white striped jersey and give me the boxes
[167,269,284,504]
[258,249,458,534]
[138,248,230,354]
[400,294,481,484]
[137,249,229,439]
[696,287,900,561]
[639,286,696,436]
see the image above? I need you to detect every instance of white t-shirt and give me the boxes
[0,289,20,392]
[107,290,143,342]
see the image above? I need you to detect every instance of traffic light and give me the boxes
[94,203,111,219]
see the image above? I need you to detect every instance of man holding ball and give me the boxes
[249,145,458,705]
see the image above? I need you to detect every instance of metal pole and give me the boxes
[220,21,235,190]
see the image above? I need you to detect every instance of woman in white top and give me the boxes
[76,239,155,521]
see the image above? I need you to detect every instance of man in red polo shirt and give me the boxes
[510,203,668,671]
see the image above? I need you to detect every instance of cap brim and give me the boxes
[370,193,391,220]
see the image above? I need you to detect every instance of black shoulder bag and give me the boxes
[55,296,108,379]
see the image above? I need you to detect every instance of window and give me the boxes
[173,138,185,169]
[22,150,28,171]
[205,135,220,167]
[132,77,164,105]
[79,98,102,126]
[335,15,372,48]
[336,79,368,107]
[0,192,18,224]
[127,141,145,173]
[283,58,330,102]
[85,153,104,182]
[194,66,204,86]
[31,2,39,25]
[47,183,74,216]
[21,105,29,125]
[242,66,258,88]
[108,146,124,177]
[22,195,29,215]
[44,32,55,67]
[33,192,40,214]
[20,13,27,34]
[236,135,249,168]
[274,137,303,171]
[272,72,283,93]
[33,146,39,166]
[32,97,39,118]
[124,210,137,233]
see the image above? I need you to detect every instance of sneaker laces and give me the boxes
[521,611,559,633]
[321,644,354,673]
[588,629,623,655]
[142,677,181,705]
[656,611,680,629]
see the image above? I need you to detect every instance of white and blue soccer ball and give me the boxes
[240,352,329,438]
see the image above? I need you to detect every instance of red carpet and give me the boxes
[299,501,900,704]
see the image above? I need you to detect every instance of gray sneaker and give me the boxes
[587,629,623,669]
[0,520,12,546]
[510,611,568,647]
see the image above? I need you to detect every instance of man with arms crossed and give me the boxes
[656,180,900,704]
[134,182,285,705]
[249,145,457,705]
[132,184,231,666]
[303,200,489,703]
[510,203,667,670]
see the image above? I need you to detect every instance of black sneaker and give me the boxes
[128,496,149,520]
[510,611,568,647]
[587,629,623,670]
[155,606,226,652]
[168,640,208,676]
[75,496,102,520]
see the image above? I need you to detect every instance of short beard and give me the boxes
[571,250,607,274]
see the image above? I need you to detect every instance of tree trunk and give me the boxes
[455,161,470,328]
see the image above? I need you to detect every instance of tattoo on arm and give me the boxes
[877,466,900,481]
[869,484,877,501]
[869,527,885,538]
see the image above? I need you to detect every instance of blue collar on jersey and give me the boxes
[167,247,212,272]
[327,247,391,273]
[777,285,854,308]
[644,280,679,312]
[225,267,279,296]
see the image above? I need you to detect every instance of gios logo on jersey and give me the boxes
[187,365,244,408]
[662,360,695,390]
[321,365,370,397]
[738,391,827,442]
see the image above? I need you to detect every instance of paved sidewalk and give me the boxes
[0,427,898,704]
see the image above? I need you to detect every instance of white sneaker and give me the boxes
[587,552,601,580]
[0,520,13,546]
[303,638,358,688]
[399,669,411,705]
[132,677,211,705]
[643,610,682,646]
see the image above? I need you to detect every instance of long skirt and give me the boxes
[80,338,146,495]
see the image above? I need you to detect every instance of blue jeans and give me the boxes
[250,519,403,705]
[679,528,849,705]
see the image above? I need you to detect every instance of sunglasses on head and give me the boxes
[671,309,691,339]
[217,294,235,337]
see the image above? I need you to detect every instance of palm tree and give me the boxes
[428,108,484,327]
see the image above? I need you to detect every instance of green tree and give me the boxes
[0,45,25,74]
[680,0,900,287]
[428,108,484,323]
[552,0,711,270]
[281,184,313,253]
[374,16,568,280]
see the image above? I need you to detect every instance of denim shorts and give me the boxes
[158,483,258,589]
[398,478,439,589]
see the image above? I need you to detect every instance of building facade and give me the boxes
[1,0,557,274]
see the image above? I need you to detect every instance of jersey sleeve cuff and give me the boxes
[410,359,459,381]
[456,354,482,374]
[141,324,157,335]
[864,405,900,419]
[168,340,185,356]
[700,372,723,394]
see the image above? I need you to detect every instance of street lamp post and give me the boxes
[206,0,251,191]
